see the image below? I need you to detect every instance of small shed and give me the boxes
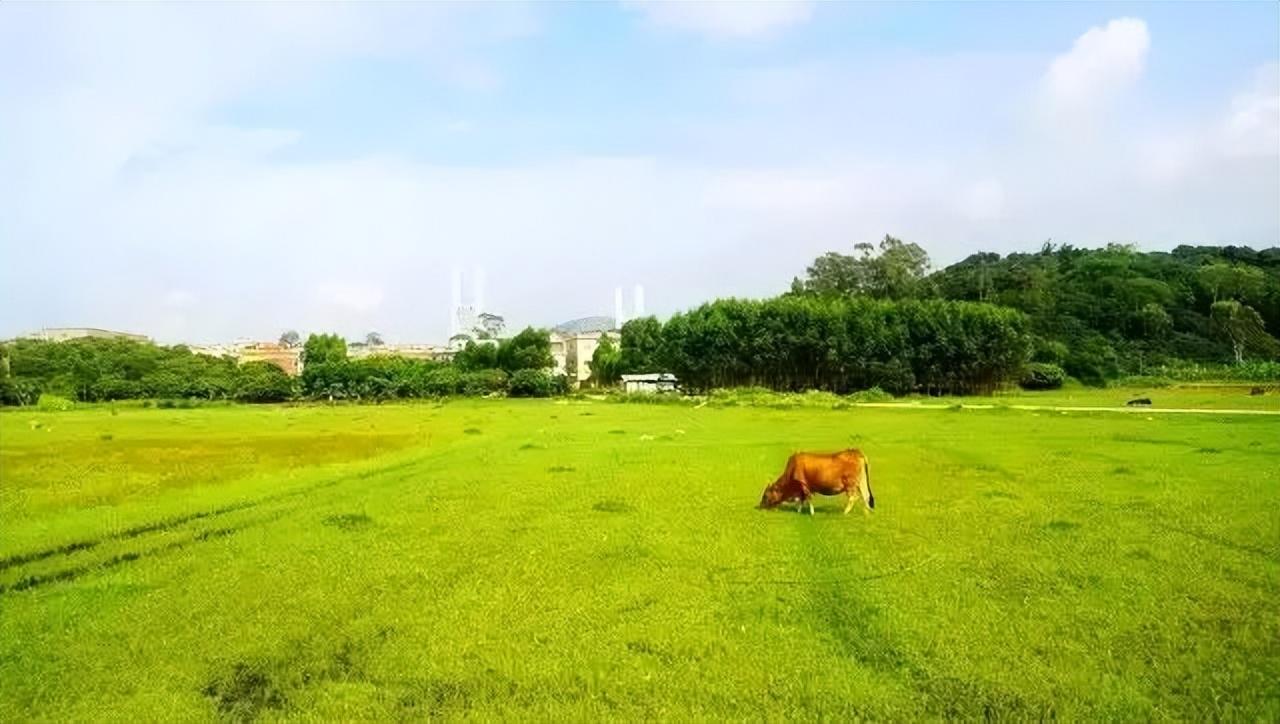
[622,373,678,394]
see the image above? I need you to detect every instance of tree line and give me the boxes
[790,237,1280,385]
[592,297,1027,394]
[0,327,563,406]
[5,240,1275,405]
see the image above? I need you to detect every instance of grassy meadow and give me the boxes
[1,397,1278,721]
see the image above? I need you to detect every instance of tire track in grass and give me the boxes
[789,517,1057,720]
[0,434,499,596]
[0,456,434,594]
[0,457,424,573]
[0,516,279,595]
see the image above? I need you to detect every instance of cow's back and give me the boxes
[792,449,866,495]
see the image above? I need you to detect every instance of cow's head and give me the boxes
[758,481,787,509]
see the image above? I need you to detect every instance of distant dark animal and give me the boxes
[758,449,874,515]
[1251,387,1265,396]
[1126,398,1152,406]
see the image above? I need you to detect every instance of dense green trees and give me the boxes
[652,296,1027,394]
[495,327,554,374]
[791,240,1280,384]
[924,243,1280,380]
[619,317,663,373]
[0,325,567,406]
[1,338,244,403]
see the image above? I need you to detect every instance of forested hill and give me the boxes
[792,240,1280,384]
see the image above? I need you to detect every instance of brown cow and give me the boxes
[758,449,874,515]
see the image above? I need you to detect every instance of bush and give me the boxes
[847,386,893,402]
[461,369,508,396]
[36,394,75,411]
[234,361,295,403]
[509,369,554,397]
[550,374,572,396]
[1019,363,1066,390]
[0,377,40,406]
[1031,337,1069,365]
[417,366,462,397]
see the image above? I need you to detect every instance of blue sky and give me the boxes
[1,2,1277,343]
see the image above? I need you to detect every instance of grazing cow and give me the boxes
[758,449,874,515]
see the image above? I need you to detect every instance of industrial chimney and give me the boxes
[450,268,463,339]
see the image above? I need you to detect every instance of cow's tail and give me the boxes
[863,458,875,509]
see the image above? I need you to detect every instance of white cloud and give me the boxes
[1,6,1276,345]
[1135,64,1279,186]
[624,0,812,39]
[1042,18,1149,118]
[1221,62,1280,158]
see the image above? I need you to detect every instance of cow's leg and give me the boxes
[844,489,856,515]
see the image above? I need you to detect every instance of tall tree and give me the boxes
[496,327,553,373]
[619,317,663,373]
[301,333,347,367]
[476,313,506,340]
[365,331,384,347]
[278,330,301,348]
[1211,301,1279,364]
[793,235,931,299]
[589,335,622,386]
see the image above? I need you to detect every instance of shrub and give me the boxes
[508,369,554,398]
[1019,363,1066,390]
[1031,337,1070,365]
[848,386,893,402]
[418,366,463,397]
[0,377,40,406]
[234,361,294,403]
[461,369,508,396]
[550,374,572,396]
[36,394,75,411]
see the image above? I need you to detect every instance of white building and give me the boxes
[622,373,678,394]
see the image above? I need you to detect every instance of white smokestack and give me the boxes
[450,268,463,338]
[614,286,625,328]
[474,266,485,314]
[633,284,645,318]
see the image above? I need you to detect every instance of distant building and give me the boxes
[552,329,619,385]
[622,373,678,394]
[550,316,624,385]
[237,342,303,376]
[349,344,455,363]
[21,327,149,343]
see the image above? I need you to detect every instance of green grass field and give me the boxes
[2,398,1278,721]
